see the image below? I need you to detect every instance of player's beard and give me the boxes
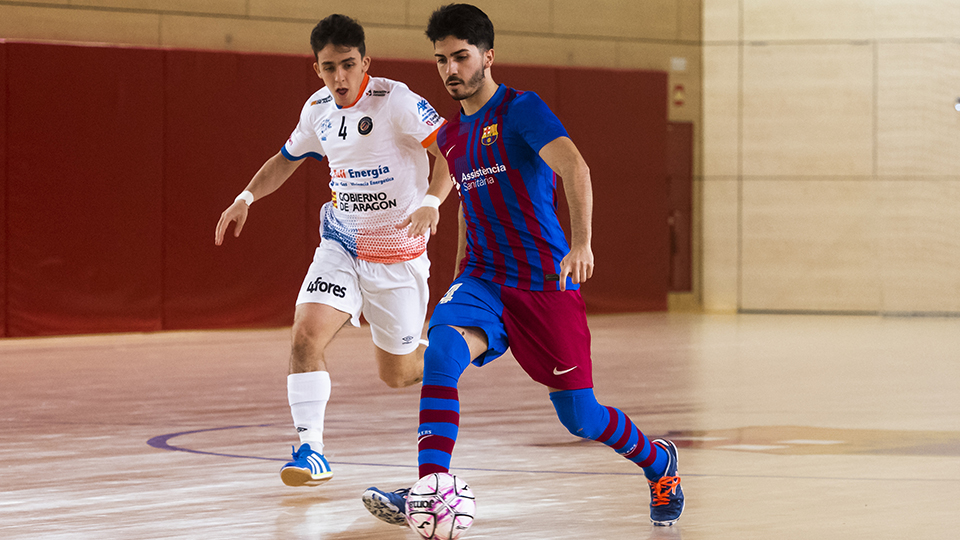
[446,66,486,101]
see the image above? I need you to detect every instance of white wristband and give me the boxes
[235,190,254,206]
[420,194,441,209]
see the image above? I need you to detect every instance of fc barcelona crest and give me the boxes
[481,123,499,146]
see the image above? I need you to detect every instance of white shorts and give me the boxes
[296,240,430,355]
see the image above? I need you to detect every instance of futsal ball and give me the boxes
[405,472,476,540]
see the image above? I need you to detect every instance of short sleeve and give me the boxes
[281,100,325,161]
[390,85,445,148]
[512,92,568,153]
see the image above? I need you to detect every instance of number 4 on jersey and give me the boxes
[338,117,348,140]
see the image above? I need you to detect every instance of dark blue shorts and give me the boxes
[429,276,593,390]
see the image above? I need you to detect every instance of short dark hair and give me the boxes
[310,14,366,59]
[425,4,494,51]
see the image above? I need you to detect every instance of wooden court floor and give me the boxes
[1,312,958,539]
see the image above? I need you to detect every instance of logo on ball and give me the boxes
[405,473,476,540]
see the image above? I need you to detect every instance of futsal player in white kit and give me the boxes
[215,14,451,487]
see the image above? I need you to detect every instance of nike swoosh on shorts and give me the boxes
[553,366,577,376]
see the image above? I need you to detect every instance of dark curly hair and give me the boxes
[425,4,494,51]
[310,14,366,59]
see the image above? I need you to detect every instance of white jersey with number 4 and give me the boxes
[282,73,444,264]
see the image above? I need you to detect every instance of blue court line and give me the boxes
[146,424,960,483]
[147,424,286,462]
[145,423,646,475]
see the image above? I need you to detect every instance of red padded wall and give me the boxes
[0,42,669,337]
[1,43,7,337]
[556,68,670,311]
[162,50,315,330]
[5,43,165,336]
[0,43,7,337]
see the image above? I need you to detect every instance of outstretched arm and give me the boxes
[397,140,454,237]
[215,152,303,245]
[538,136,594,291]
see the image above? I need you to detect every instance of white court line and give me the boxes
[778,439,845,445]
[717,444,789,451]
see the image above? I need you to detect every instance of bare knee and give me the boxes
[380,374,410,389]
[377,348,423,388]
[288,304,349,373]
[290,324,326,373]
[378,366,422,388]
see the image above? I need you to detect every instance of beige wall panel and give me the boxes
[616,41,678,71]
[742,0,874,42]
[160,14,313,54]
[72,0,245,16]
[366,27,436,62]
[702,178,739,311]
[678,0,702,42]
[703,44,738,178]
[740,179,881,312]
[875,0,960,40]
[877,42,960,177]
[877,180,960,313]
[741,43,873,177]
[0,5,160,47]
[3,0,64,5]
[247,0,405,27]
[493,34,618,68]
[703,0,739,42]
[553,0,678,40]
[407,0,553,34]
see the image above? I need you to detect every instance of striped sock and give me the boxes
[417,325,472,478]
[550,388,668,480]
[418,384,460,477]
[598,406,668,480]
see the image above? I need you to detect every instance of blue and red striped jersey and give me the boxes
[438,84,574,291]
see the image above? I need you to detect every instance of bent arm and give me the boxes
[244,151,304,201]
[400,141,455,237]
[538,136,594,290]
[425,141,454,202]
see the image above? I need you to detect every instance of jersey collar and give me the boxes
[337,73,371,110]
[460,84,507,121]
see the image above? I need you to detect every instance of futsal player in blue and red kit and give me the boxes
[363,3,684,527]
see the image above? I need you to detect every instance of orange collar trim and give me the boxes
[340,73,370,109]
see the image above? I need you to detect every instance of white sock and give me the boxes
[287,371,331,454]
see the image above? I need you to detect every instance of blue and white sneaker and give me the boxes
[648,439,684,526]
[280,444,333,486]
[361,486,409,526]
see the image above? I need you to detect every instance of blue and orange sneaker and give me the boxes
[280,443,333,486]
[648,439,684,526]
[361,486,409,526]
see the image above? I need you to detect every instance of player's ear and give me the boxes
[313,62,322,79]
[361,55,372,72]
[483,48,495,70]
